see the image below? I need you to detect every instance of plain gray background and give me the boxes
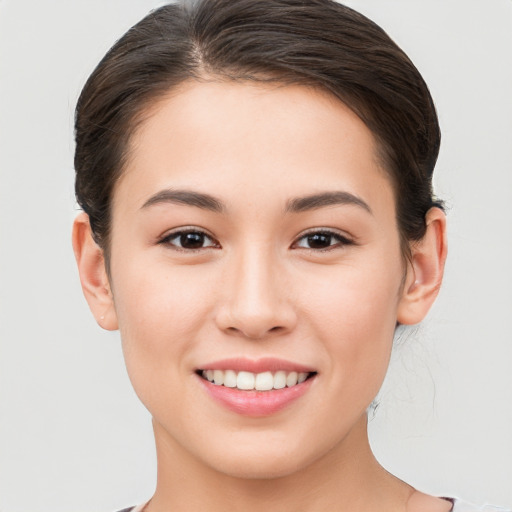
[0,1,511,511]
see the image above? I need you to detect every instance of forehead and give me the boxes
[117,80,393,215]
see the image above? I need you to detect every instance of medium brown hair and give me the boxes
[75,0,442,257]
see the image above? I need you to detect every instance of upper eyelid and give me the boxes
[291,228,355,249]
[159,225,216,240]
[157,227,221,249]
[294,227,353,240]
[156,226,353,246]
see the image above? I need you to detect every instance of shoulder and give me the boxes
[408,492,510,512]
[451,498,512,512]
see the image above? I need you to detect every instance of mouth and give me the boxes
[197,369,315,391]
[195,359,317,416]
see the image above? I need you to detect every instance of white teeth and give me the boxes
[223,369,237,388]
[273,371,287,389]
[213,369,224,386]
[255,371,274,391]
[286,371,298,387]
[201,369,312,390]
[237,371,255,390]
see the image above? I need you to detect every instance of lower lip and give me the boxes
[198,375,315,417]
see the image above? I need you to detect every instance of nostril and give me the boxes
[223,324,286,340]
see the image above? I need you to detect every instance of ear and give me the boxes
[397,207,448,325]
[72,212,118,330]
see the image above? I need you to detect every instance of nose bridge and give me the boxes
[218,240,295,338]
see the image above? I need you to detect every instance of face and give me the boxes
[107,81,408,478]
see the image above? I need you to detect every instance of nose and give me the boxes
[215,248,297,340]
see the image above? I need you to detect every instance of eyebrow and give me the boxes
[141,189,225,213]
[285,191,372,214]
[140,188,371,215]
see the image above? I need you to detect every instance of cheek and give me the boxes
[300,255,402,388]
[303,252,402,329]
[110,260,216,390]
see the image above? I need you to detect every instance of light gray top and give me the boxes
[451,499,511,512]
[124,499,512,512]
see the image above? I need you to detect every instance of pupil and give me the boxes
[308,233,331,248]
[180,232,204,249]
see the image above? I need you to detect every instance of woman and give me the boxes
[71,1,509,511]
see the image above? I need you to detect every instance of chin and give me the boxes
[195,431,334,481]
[207,451,309,480]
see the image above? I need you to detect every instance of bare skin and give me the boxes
[407,491,454,512]
[73,81,447,512]
[145,415,453,512]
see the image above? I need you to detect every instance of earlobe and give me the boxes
[397,207,448,325]
[72,213,118,331]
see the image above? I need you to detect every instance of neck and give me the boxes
[146,414,413,512]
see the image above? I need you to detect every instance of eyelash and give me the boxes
[158,228,219,252]
[293,229,354,251]
[157,228,354,252]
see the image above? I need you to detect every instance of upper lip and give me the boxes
[198,357,316,374]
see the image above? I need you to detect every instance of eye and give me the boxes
[294,230,353,250]
[159,228,219,251]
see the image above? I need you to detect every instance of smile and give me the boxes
[196,359,317,416]
[200,369,311,391]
